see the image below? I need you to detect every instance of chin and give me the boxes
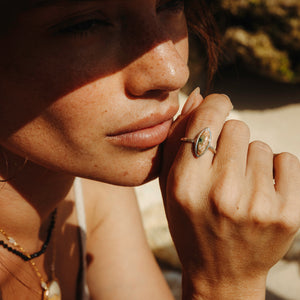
[81,146,163,187]
[82,166,160,187]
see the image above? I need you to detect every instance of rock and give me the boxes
[219,0,300,83]
[187,0,300,86]
[220,0,300,17]
[223,28,293,82]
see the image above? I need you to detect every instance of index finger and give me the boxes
[159,94,233,200]
[179,94,233,171]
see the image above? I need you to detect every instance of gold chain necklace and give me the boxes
[0,210,62,300]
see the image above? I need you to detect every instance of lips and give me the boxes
[106,118,173,149]
[106,103,178,149]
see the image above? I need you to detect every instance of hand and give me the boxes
[159,91,300,299]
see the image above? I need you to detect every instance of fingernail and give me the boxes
[181,87,203,116]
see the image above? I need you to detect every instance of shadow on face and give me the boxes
[0,0,189,142]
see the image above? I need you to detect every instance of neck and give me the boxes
[0,150,75,251]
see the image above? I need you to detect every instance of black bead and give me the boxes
[0,208,57,261]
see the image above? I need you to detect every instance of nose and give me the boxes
[123,40,190,97]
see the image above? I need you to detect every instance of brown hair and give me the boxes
[185,0,221,92]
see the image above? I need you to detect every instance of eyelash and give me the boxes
[59,19,111,38]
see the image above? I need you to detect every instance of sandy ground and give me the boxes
[136,67,300,299]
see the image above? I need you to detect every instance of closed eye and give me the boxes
[59,18,111,36]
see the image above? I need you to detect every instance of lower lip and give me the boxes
[107,119,172,149]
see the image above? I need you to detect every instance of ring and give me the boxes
[180,127,216,157]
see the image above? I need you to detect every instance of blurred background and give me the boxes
[136,1,300,299]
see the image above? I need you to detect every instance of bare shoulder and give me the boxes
[79,179,173,299]
[79,178,138,237]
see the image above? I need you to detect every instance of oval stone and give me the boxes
[194,128,211,157]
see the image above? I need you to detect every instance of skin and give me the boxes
[0,0,299,299]
[0,0,189,186]
[161,92,300,299]
[0,0,188,298]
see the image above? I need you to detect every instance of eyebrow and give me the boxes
[27,0,93,9]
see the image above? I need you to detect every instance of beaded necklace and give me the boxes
[0,209,57,260]
[0,209,61,299]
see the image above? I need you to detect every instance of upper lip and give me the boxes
[107,105,178,136]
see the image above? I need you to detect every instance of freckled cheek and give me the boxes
[43,89,117,141]
[46,104,105,139]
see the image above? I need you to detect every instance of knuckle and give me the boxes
[250,206,272,225]
[188,94,234,131]
[209,176,242,217]
[249,200,300,233]
[169,170,188,200]
[206,93,233,110]
[279,204,300,231]
[278,214,300,233]
[223,120,250,139]
[275,152,300,166]
[189,106,219,127]
[169,169,198,209]
[249,192,273,223]
[249,140,273,154]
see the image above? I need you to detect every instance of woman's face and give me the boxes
[0,0,189,186]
